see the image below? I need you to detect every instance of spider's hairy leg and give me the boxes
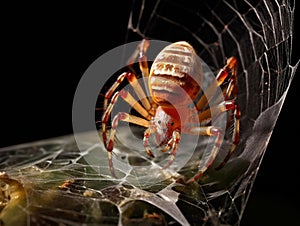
[106,112,150,178]
[196,57,238,111]
[184,126,223,184]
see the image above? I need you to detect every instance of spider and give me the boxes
[101,40,240,184]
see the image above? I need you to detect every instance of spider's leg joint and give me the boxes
[125,72,135,83]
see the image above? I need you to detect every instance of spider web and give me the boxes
[0,0,298,225]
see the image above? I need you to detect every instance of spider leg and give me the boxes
[101,88,151,178]
[100,40,156,178]
[215,103,240,170]
[127,39,150,78]
[143,127,180,169]
[143,130,180,162]
[184,126,223,184]
[197,100,240,170]
[102,89,151,148]
[194,57,240,173]
[197,100,236,122]
[127,39,157,108]
[101,72,154,144]
[161,138,175,152]
[196,57,238,111]
[106,112,150,178]
[102,40,154,114]
[143,127,156,158]
[211,79,237,111]
[162,130,181,169]
[103,72,153,115]
[143,128,181,166]
[101,40,155,137]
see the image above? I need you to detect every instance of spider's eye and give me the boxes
[170,122,174,126]
[158,120,161,124]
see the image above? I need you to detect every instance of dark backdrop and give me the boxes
[1,2,299,225]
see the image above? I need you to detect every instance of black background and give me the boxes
[1,2,299,225]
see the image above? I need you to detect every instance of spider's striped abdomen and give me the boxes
[149,41,203,107]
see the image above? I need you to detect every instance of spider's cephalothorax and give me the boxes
[101,40,240,184]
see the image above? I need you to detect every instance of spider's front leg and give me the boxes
[143,128,181,169]
[162,130,181,169]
